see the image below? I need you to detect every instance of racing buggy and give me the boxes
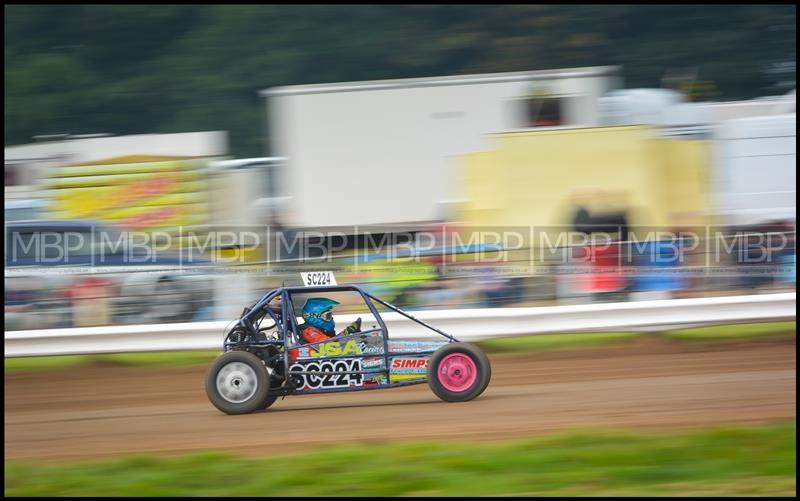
[206,272,492,414]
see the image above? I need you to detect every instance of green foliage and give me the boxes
[5,5,796,156]
[4,421,796,496]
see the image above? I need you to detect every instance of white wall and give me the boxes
[705,93,795,123]
[6,131,227,164]
[5,131,228,195]
[267,69,617,228]
[712,114,796,225]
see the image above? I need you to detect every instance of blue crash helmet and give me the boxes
[301,297,340,334]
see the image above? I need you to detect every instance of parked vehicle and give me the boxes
[5,219,214,329]
[5,199,48,222]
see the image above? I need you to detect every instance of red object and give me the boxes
[66,277,114,299]
[288,326,335,362]
[586,243,625,292]
[299,325,334,344]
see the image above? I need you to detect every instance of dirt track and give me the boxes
[4,337,796,463]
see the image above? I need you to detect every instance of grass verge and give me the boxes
[479,321,795,354]
[4,351,220,373]
[4,421,795,496]
[478,332,641,353]
[662,321,796,342]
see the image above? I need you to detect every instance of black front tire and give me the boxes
[427,342,491,402]
[206,351,271,415]
[260,394,279,410]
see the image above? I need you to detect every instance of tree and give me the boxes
[5,5,796,156]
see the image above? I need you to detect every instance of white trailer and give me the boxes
[260,66,621,230]
[711,113,796,226]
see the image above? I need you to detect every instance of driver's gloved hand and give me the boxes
[342,317,362,334]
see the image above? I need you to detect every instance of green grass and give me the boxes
[4,350,220,373]
[479,332,642,353]
[4,421,795,496]
[663,321,796,342]
[479,321,795,354]
[4,321,795,373]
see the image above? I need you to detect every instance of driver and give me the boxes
[299,297,361,344]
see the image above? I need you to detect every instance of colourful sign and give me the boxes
[390,357,429,381]
[44,157,211,231]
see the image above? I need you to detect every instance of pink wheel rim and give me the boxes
[437,353,478,392]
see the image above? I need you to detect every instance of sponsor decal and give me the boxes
[388,341,449,353]
[293,339,362,360]
[289,358,363,390]
[291,346,310,359]
[391,358,429,370]
[362,357,385,369]
[390,357,429,380]
[365,373,387,386]
[310,339,360,358]
[360,345,384,355]
[389,373,427,382]
[358,336,385,355]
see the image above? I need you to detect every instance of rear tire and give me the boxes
[427,342,491,402]
[206,351,271,415]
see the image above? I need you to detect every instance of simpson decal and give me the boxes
[390,357,429,379]
[391,358,429,370]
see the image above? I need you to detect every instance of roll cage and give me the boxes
[223,284,460,395]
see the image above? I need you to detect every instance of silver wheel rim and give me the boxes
[216,361,258,403]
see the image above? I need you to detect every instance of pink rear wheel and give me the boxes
[437,353,478,392]
[427,343,491,402]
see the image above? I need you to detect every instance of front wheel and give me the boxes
[427,342,491,402]
[260,394,279,410]
[206,351,271,414]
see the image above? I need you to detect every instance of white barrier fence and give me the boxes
[4,292,796,357]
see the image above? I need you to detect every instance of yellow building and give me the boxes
[455,125,713,236]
